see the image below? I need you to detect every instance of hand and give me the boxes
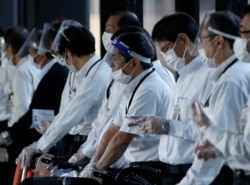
[195,139,218,160]
[16,142,39,168]
[128,115,168,134]
[35,120,52,134]
[68,152,86,164]
[191,102,212,127]
[78,162,97,178]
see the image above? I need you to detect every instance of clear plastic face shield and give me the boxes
[16,28,41,58]
[191,12,237,61]
[103,37,151,66]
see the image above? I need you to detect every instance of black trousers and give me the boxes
[0,120,8,133]
[0,162,16,185]
[233,171,250,185]
[210,165,233,185]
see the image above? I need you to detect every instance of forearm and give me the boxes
[92,124,119,162]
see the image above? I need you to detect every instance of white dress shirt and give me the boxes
[114,68,173,163]
[0,57,15,121]
[159,56,214,165]
[37,55,111,152]
[8,57,40,126]
[203,99,250,171]
[153,60,176,90]
[179,55,250,185]
[78,78,125,158]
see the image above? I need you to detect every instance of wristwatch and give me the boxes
[162,121,170,134]
[1,131,13,145]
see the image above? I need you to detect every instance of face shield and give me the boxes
[190,11,237,56]
[103,37,151,65]
[16,28,41,58]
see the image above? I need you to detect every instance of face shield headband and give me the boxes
[112,37,151,64]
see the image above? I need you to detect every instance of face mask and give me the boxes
[102,32,113,51]
[162,46,186,72]
[233,37,250,63]
[198,48,216,67]
[112,61,132,84]
[65,52,78,72]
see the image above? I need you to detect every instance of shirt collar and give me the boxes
[211,54,237,82]
[178,56,203,76]
[75,54,100,83]
[124,68,153,95]
[38,58,57,80]
[152,59,162,67]
[16,56,28,68]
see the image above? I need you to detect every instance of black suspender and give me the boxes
[126,69,155,114]
[85,59,102,77]
[204,58,238,107]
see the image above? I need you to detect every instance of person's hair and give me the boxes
[243,4,250,17]
[118,32,153,69]
[112,26,157,61]
[109,11,141,29]
[152,12,198,43]
[7,26,29,54]
[59,26,95,57]
[205,11,240,49]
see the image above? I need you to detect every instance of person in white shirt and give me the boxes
[128,13,214,185]
[78,31,172,185]
[4,26,40,128]
[16,20,111,167]
[189,7,250,185]
[175,11,250,185]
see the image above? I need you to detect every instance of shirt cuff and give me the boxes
[203,124,224,145]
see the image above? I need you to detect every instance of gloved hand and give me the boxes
[78,162,97,178]
[16,142,40,168]
[194,139,219,160]
[68,152,86,164]
[191,102,212,128]
[128,115,169,134]
[35,120,52,134]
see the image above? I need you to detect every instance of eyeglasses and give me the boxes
[240,30,250,34]
[199,34,217,42]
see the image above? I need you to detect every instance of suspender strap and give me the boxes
[126,69,155,114]
[85,59,102,77]
[204,58,238,107]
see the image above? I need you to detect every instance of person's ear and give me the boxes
[177,33,190,48]
[215,36,224,50]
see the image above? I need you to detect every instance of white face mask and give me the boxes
[198,48,216,67]
[65,52,78,72]
[233,37,250,63]
[161,46,186,72]
[102,32,113,51]
[112,61,132,84]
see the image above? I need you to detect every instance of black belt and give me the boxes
[234,170,250,179]
[164,163,191,175]
[72,134,87,142]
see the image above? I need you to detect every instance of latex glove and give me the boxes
[128,115,169,134]
[68,152,87,164]
[79,162,97,178]
[194,139,219,160]
[191,102,212,128]
[16,142,40,168]
[35,120,52,134]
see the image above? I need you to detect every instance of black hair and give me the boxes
[112,26,157,61]
[109,11,141,29]
[59,26,95,57]
[243,4,250,16]
[7,26,29,55]
[118,32,153,69]
[152,12,198,43]
[205,11,240,49]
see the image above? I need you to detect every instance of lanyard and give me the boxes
[204,58,238,107]
[85,59,101,77]
[126,69,155,114]
[106,79,114,99]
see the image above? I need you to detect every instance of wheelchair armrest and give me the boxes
[49,161,85,171]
